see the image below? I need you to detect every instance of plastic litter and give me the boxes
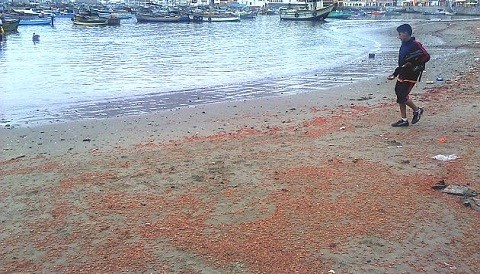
[432,154,458,161]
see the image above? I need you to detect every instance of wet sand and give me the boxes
[1,20,479,273]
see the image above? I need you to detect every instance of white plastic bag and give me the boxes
[432,154,458,161]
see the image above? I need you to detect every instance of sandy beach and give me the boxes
[1,20,479,273]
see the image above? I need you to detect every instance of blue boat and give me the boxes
[8,9,55,26]
[19,17,53,25]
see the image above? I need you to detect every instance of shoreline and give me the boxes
[3,18,479,130]
[1,20,479,273]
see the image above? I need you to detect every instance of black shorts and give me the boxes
[395,80,416,104]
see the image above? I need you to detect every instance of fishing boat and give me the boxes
[279,0,333,21]
[6,9,54,26]
[54,11,75,19]
[193,11,241,22]
[327,9,354,19]
[237,10,257,19]
[1,18,20,33]
[97,11,133,20]
[19,17,53,25]
[136,12,190,23]
[73,14,109,26]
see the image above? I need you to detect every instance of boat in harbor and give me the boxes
[327,9,354,19]
[72,9,120,26]
[96,10,133,20]
[279,0,333,21]
[237,10,257,19]
[136,12,190,23]
[73,14,109,26]
[6,8,54,26]
[19,17,53,25]
[1,18,20,33]
[193,11,241,22]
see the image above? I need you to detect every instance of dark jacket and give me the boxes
[393,37,430,81]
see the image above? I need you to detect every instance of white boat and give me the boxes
[279,1,333,21]
[194,11,240,22]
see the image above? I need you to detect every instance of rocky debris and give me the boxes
[441,185,477,197]
[432,181,479,211]
[462,197,480,211]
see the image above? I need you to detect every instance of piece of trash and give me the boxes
[443,262,457,270]
[470,197,480,211]
[441,185,477,197]
[462,197,480,211]
[438,137,447,143]
[436,76,444,81]
[368,53,375,59]
[432,154,458,161]
[462,197,471,207]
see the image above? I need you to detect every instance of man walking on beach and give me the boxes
[388,23,430,127]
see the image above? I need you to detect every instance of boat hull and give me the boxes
[19,18,53,25]
[327,10,354,19]
[2,19,20,32]
[280,5,333,21]
[72,14,110,26]
[73,20,108,26]
[99,13,133,20]
[136,14,190,23]
[202,16,240,22]
[193,13,240,22]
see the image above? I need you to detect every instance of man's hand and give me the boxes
[387,75,396,80]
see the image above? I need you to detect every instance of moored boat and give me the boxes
[327,9,354,19]
[237,10,257,19]
[136,13,190,23]
[194,11,241,22]
[279,1,333,21]
[4,9,54,26]
[73,14,109,26]
[98,11,133,20]
[1,18,20,33]
[19,17,53,25]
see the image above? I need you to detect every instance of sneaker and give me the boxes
[391,119,409,127]
[412,107,424,124]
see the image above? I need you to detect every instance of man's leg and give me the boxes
[400,103,407,119]
[406,99,419,112]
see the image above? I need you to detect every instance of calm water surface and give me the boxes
[1,15,424,127]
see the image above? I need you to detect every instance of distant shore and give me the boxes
[1,20,479,273]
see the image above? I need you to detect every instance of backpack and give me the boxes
[404,48,430,81]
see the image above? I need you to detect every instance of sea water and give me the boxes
[1,15,419,127]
